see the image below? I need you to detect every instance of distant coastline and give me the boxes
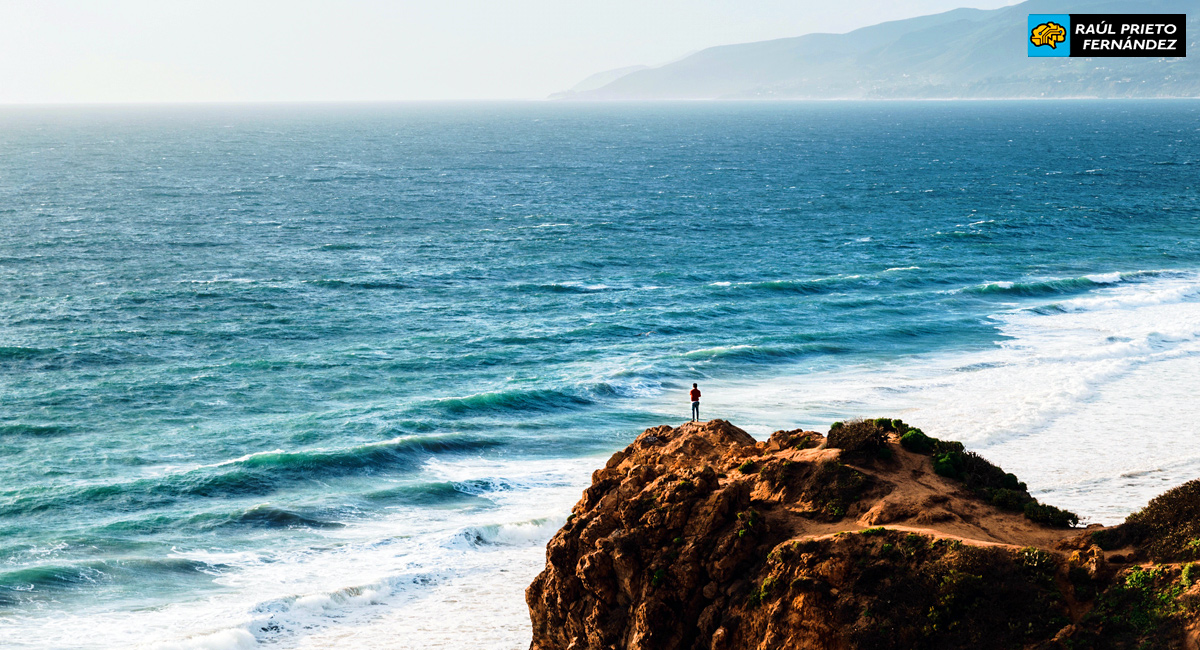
[555,0,1196,101]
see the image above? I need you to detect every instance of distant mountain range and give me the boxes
[553,0,1196,100]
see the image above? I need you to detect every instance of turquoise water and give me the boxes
[1,101,1199,648]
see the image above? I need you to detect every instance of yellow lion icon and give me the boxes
[1030,22,1066,48]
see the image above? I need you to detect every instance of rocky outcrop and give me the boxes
[527,419,1200,650]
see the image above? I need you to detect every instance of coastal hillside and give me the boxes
[557,0,1198,99]
[527,419,1200,649]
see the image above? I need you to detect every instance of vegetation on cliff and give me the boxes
[831,418,1079,527]
[527,419,1200,650]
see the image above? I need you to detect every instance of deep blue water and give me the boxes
[1,101,1198,647]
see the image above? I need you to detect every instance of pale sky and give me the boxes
[0,0,1021,103]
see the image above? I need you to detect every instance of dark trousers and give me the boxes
[691,401,699,421]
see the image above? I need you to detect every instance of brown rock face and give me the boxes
[527,420,1200,650]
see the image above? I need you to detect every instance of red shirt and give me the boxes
[690,388,701,401]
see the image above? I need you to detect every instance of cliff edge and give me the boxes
[527,419,1200,650]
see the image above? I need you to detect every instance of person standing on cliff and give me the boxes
[690,383,701,421]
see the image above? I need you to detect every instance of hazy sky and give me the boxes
[0,0,1021,103]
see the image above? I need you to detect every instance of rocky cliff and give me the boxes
[527,419,1200,650]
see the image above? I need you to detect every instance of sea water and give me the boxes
[0,101,1198,648]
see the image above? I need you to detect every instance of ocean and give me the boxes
[0,100,1198,648]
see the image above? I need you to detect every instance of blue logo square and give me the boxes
[1028,14,1071,57]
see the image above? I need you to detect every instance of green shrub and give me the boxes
[900,428,935,454]
[826,419,888,461]
[860,417,909,433]
[829,421,844,431]
[1023,502,1079,528]
[650,568,666,587]
[958,450,1023,493]
[736,508,761,537]
[860,527,888,536]
[932,439,965,455]
[1120,479,1200,561]
[747,576,778,607]
[933,451,965,480]
[737,460,758,474]
[989,488,1028,512]
[1183,563,1197,586]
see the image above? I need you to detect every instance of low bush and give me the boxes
[989,488,1028,512]
[826,419,888,461]
[735,508,762,538]
[900,428,935,453]
[1117,479,1200,561]
[1024,502,1079,528]
[932,451,964,480]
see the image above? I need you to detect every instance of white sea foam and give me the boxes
[151,629,257,650]
[13,271,1200,650]
[683,270,1200,525]
[6,456,597,650]
[1084,272,1122,283]
[684,344,756,357]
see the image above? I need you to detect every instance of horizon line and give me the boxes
[2,96,1198,108]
